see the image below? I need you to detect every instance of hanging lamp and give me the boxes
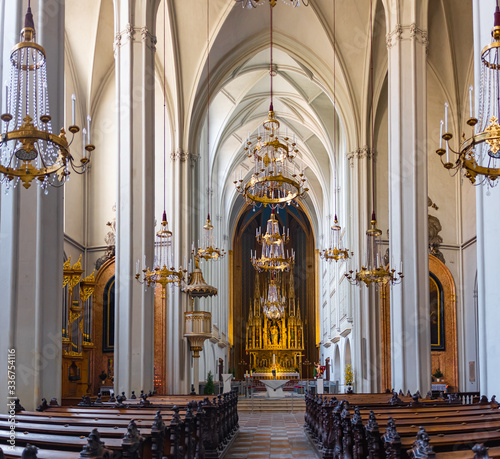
[345,0,403,287]
[320,0,351,263]
[136,0,184,293]
[436,5,500,185]
[0,1,95,192]
[194,1,225,262]
[234,3,308,209]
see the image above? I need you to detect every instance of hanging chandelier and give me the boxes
[251,210,294,272]
[136,1,184,294]
[0,2,94,192]
[320,0,350,263]
[234,3,308,209]
[320,217,351,262]
[436,5,500,185]
[236,0,309,7]
[135,211,185,293]
[194,1,225,263]
[345,0,402,287]
[345,213,403,287]
[261,278,285,320]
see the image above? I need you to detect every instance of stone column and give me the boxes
[113,1,157,396]
[347,147,379,392]
[165,150,195,394]
[386,3,431,394]
[0,0,64,411]
[474,0,500,399]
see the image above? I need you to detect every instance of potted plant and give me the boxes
[433,368,444,382]
[204,371,215,395]
[344,364,354,393]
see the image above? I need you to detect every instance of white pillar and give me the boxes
[347,147,379,393]
[0,0,64,411]
[114,1,157,396]
[386,4,431,394]
[474,0,500,399]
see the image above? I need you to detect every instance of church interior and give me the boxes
[2,0,500,456]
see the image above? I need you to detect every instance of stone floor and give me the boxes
[225,412,319,459]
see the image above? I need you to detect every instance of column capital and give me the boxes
[114,24,157,54]
[170,149,199,167]
[386,23,428,52]
[346,146,376,167]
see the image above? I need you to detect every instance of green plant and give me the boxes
[204,371,215,395]
[345,364,354,385]
[433,368,443,379]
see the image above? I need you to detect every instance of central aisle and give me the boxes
[225,412,319,459]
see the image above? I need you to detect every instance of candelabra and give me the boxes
[0,4,94,192]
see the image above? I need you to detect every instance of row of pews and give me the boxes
[304,392,500,458]
[0,392,238,458]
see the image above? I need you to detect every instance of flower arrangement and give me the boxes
[345,364,354,385]
[433,368,444,380]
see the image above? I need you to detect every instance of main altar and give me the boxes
[245,269,305,378]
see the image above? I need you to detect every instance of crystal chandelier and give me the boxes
[345,0,402,287]
[136,2,184,294]
[251,210,294,272]
[194,0,225,262]
[0,3,94,192]
[135,211,185,293]
[261,278,285,320]
[236,0,309,7]
[345,213,403,287]
[320,0,350,263]
[234,3,308,209]
[320,217,351,262]
[436,5,500,186]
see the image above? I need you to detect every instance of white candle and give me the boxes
[446,143,450,163]
[82,128,87,158]
[87,116,91,144]
[71,94,76,125]
[143,255,146,269]
[135,260,140,275]
[439,120,443,149]
[469,85,473,118]
[273,354,275,365]
[444,102,449,132]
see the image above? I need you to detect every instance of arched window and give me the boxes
[103,276,115,353]
[430,272,445,351]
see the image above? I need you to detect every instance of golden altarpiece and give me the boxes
[62,255,96,398]
[245,268,304,378]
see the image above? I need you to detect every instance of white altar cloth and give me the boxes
[260,379,289,398]
[222,373,233,394]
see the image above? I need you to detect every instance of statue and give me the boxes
[270,324,279,345]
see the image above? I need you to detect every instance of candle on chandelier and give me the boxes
[135,260,140,275]
[82,128,87,158]
[444,102,449,132]
[439,120,443,149]
[87,116,92,144]
[71,94,76,126]
[446,143,450,164]
[469,85,473,118]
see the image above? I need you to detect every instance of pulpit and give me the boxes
[260,379,289,398]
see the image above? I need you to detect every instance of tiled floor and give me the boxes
[225,412,319,459]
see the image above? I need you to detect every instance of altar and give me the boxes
[252,372,299,380]
[260,379,289,398]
